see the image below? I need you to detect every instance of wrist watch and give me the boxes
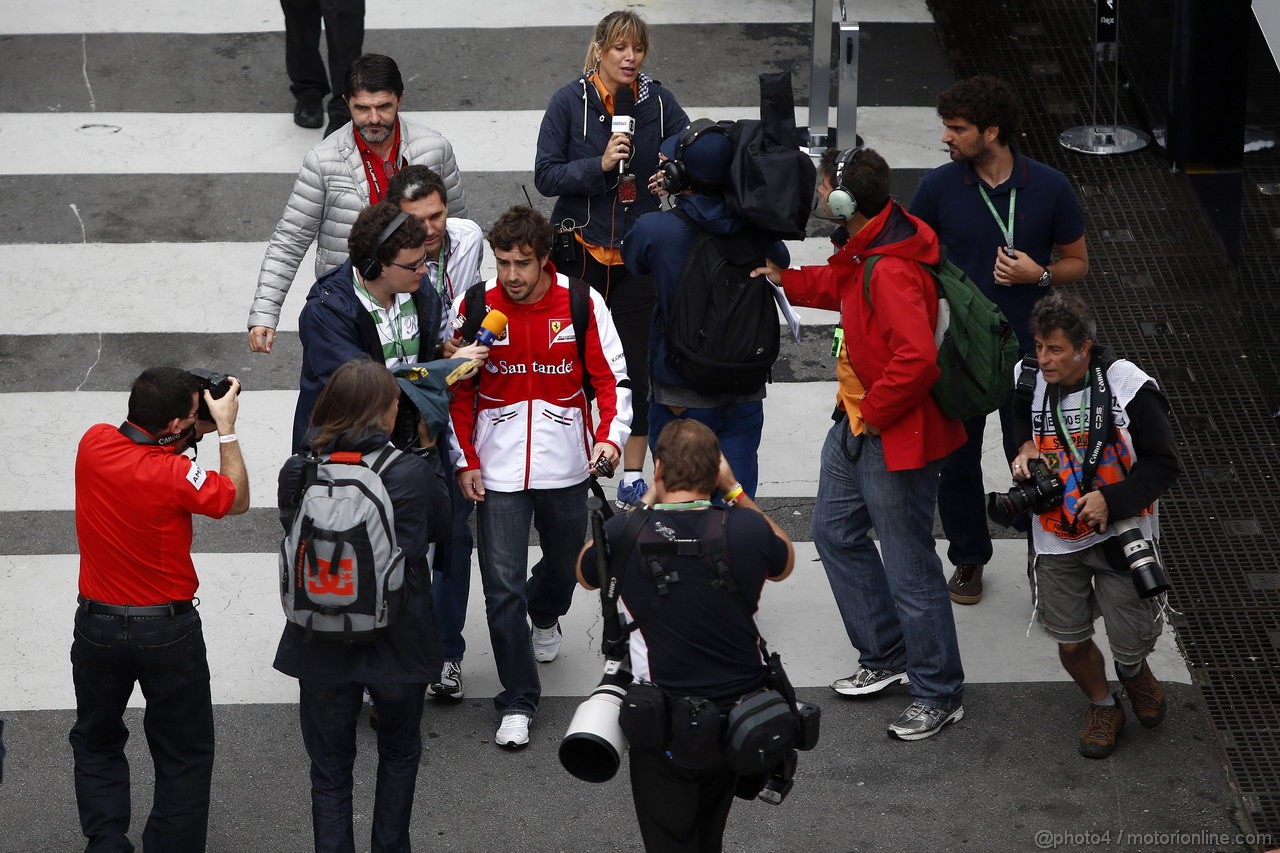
[1037,265,1053,287]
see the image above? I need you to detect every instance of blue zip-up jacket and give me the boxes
[293,261,444,452]
[622,193,790,394]
[535,73,688,248]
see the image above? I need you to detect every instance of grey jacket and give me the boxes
[248,116,467,330]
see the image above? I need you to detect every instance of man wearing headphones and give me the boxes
[72,367,248,851]
[292,201,488,453]
[622,119,789,497]
[754,148,968,741]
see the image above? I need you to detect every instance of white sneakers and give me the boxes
[496,713,531,749]
[531,622,562,663]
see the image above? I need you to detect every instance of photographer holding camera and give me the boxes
[1009,292,1179,759]
[71,367,248,851]
[576,420,795,852]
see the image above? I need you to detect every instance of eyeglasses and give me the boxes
[387,251,430,272]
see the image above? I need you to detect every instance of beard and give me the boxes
[357,123,393,145]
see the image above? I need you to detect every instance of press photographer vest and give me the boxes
[1030,358,1159,555]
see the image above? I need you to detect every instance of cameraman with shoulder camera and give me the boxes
[71,367,248,852]
[1010,292,1179,760]
[576,420,794,853]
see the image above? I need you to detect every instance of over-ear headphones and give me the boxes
[826,148,863,220]
[660,118,731,195]
[357,210,411,280]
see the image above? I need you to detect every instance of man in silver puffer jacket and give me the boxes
[248,53,466,353]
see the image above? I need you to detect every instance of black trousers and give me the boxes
[69,607,215,853]
[628,748,738,853]
[569,250,654,437]
[280,0,365,120]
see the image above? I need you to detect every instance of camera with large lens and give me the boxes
[1106,518,1171,598]
[188,369,234,422]
[559,661,632,783]
[986,458,1064,528]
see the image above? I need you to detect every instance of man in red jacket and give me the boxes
[754,148,967,740]
[448,206,631,749]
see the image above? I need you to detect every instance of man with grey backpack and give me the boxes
[275,357,447,853]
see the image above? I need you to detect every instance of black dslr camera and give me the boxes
[188,369,234,422]
[986,458,1064,528]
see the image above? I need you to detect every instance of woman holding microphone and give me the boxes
[535,10,688,508]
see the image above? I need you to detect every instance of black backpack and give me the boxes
[664,210,780,396]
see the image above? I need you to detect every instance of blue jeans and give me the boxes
[811,419,965,710]
[937,402,1019,567]
[433,470,473,663]
[298,680,426,853]
[69,606,215,853]
[648,400,764,497]
[474,481,588,715]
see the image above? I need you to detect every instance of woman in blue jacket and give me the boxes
[275,357,446,853]
[534,9,688,506]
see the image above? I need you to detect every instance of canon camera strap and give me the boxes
[593,503,651,660]
[1047,352,1113,530]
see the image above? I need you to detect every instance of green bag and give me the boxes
[863,255,1020,421]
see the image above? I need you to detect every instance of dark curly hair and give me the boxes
[347,202,427,272]
[1030,291,1096,349]
[936,75,1021,145]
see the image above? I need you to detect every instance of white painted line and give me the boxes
[2,385,842,511]
[0,381,1016,512]
[0,242,500,336]
[0,0,932,35]
[0,107,948,175]
[0,540,1190,712]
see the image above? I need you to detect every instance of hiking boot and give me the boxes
[1079,696,1126,759]
[948,563,984,604]
[616,478,648,509]
[427,660,464,701]
[532,622,562,663]
[887,702,964,741]
[1117,660,1166,729]
[831,667,910,696]
[495,713,530,749]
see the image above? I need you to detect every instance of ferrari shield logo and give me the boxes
[551,320,562,334]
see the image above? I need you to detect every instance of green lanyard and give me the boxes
[355,275,411,359]
[1053,387,1090,465]
[652,500,713,511]
[978,185,1016,248]
[427,234,450,301]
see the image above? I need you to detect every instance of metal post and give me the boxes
[1059,0,1149,155]
[836,21,859,148]
[804,0,832,152]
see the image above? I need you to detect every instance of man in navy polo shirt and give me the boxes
[910,75,1089,605]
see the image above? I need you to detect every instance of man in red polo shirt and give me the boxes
[71,367,249,853]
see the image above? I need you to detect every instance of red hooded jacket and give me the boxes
[780,201,966,471]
